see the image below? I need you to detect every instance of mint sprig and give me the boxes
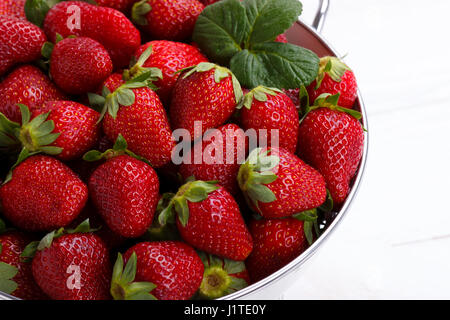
[193,0,319,89]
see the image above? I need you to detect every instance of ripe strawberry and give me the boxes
[111,241,204,300]
[237,147,327,218]
[159,180,253,261]
[0,16,46,76]
[307,56,358,108]
[0,155,88,231]
[132,0,204,41]
[30,221,112,300]
[95,0,138,13]
[88,154,160,238]
[91,72,175,168]
[0,230,47,300]
[238,86,299,153]
[46,37,113,95]
[43,1,141,68]
[131,40,208,104]
[283,88,300,109]
[197,251,249,299]
[170,62,243,140]
[297,94,364,205]
[246,218,308,283]
[0,0,26,19]
[0,65,65,123]
[179,123,246,196]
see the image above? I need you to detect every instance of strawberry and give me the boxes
[29,220,112,300]
[238,86,299,153]
[307,56,358,108]
[0,65,65,123]
[132,0,204,41]
[179,123,246,196]
[0,228,47,300]
[0,16,47,76]
[170,62,243,140]
[130,40,208,104]
[0,0,26,19]
[237,147,327,218]
[246,217,308,283]
[45,36,113,95]
[95,0,138,13]
[43,1,141,68]
[159,180,253,261]
[297,94,364,205]
[283,88,300,109]
[111,241,204,300]
[88,146,160,238]
[90,71,176,168]
[275,33,288,43]
[0,155,88,231]
[197,251,249,299]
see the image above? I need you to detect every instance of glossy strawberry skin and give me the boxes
[89,155,160,238]
[297,108,364,205]
[246,218,308,283]
[253,147,327,218]
[134,40,208,104]
[179,124,246,195]
[0,0,26,19]
[0,231,47,300]
[50,37,113,95]
[0,16,47,76]
[32,233,112,300]
[240,91,299,153]
[0,155,88,231]
[123,241,204,300]
[307,69,358,108]
[170,69,238,140]
[137,0,204,41]
[96,0,138,13]
[177,187,253,261]
[32,101,101,161]
[102,73,176,168]
[0,65,65,123]
[43,1,140,68]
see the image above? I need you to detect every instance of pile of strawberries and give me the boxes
[0,0,365,300]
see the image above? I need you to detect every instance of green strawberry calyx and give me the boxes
[144,193,181,241]
[197,251,248,300]
[237,148,279,212]
[123,45,163,91]
[179,62,244,105]
[158,179,220,227]
[236,86,282,110]
[315,56,351,89]
[0,261,19,295]
[131,0,152,26]
[110,252,157,300]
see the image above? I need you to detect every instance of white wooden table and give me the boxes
[284,0,450,299]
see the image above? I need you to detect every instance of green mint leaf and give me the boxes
[230,42,319,89]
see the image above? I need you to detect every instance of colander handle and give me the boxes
[311,0,330,33]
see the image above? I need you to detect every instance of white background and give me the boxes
[283,0,450,299]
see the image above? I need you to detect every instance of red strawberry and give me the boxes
[132,0,204,41]
[0,0,26,19]
[0,65,65,123]
[297,95,364,205]
[43,1,140,68]
[0,155,88,231]
[0,16,47,76]
[31,222,112,300]
[111,241,204,300]
[89,154,160,238]
[159,181,253,261]
[197,252,249,299]
[307,56,358,108]
[94,72,175,168]
[0,230,47,300]
[239,86,299,153]
[179,123,246,195]
[170,62,243,140]
[246,218,308,283]
[237,147,327,218]
[283,88,300,109]
[47,37,113,95]
[131,40,208,104]
[95,0,138,13]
